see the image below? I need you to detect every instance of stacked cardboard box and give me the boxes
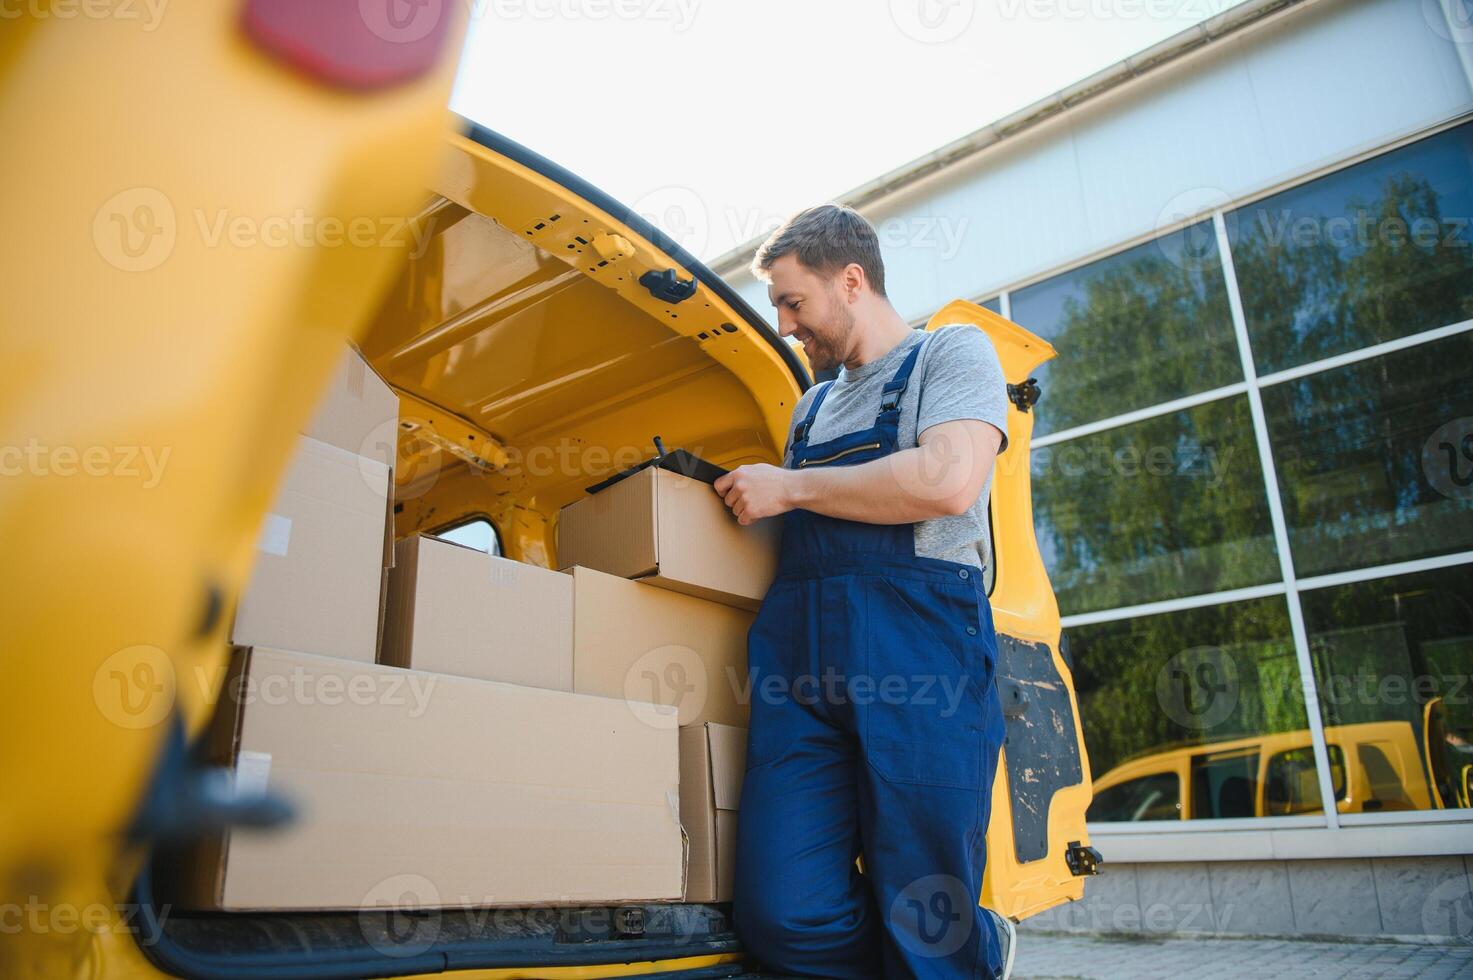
[558,466,778,901]
[182,358,775,910]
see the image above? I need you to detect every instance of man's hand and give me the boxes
[714,463,793,526]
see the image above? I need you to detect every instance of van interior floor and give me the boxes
[133,862,811,979]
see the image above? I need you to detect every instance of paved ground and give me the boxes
[1013,933,1473,979]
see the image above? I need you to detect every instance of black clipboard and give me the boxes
[584,438,729,494]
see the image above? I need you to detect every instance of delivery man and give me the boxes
[714,204,1011,979]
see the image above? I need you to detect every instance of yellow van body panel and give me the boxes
[922,302,1095,921]
[0,3,465,976]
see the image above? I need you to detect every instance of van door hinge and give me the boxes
[1065,841,1102,877]
[1007,378,1041,413]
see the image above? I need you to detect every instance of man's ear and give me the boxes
[842,262,866,301]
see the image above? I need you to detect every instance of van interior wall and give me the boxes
[360,205,786,565]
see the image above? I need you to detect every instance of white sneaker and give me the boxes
[985,908,1016,980]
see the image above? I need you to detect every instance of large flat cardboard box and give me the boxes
[170,646,684,911]
[382,534,573,691]
[558,467,778,611]
[304,344,400,468]
[571,567,753,728]
[679,724,746,903]
[231,436,391,663]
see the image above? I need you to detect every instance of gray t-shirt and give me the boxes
[783,325,1010,571]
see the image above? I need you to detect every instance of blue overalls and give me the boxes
[733,337,1007,980]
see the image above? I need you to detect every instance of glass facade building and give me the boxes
[998,120,1473,828]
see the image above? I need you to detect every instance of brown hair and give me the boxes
[751,204,887,298]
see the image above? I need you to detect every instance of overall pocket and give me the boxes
[862,573,991,788]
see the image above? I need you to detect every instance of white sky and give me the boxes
[452,0,1243,262]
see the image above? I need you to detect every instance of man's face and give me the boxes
[765,253,855,373]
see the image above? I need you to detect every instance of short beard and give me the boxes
[804,299,855,373]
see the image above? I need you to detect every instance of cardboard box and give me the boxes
[232,436,391,663]
[304,345,400,468]
[679,724,746,902]
[382,534,573,691]
[170,646,685,911]
[558,467,778,611]
[571,567,753,728]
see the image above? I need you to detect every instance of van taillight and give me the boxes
[242,0,454,90]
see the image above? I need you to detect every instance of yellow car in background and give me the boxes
[1088,720,1437,822]
[2,5,1094,977]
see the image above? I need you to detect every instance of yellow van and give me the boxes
[2,8,1093,977]
[1088,721,1436,821]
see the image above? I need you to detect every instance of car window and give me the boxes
[1190,750,1259,819]
[1088,772,1180,822]
[1265,745,1345,815]
[433,517,501,555]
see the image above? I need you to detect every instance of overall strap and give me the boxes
[878,334,929,414]
[791,380,835,446]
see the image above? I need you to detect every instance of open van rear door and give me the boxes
[924,300,1099,921]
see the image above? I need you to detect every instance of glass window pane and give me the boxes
[1229,122,1473,375]
[1262,333,1473,578]
[1087,773,1179,822]
[433,518,500,555]
[1075,597,1321,823]
[981,296,1002,315]
[1033,395,1278,615]
[1301,564,1473,813]
[1010,222,1239,437]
